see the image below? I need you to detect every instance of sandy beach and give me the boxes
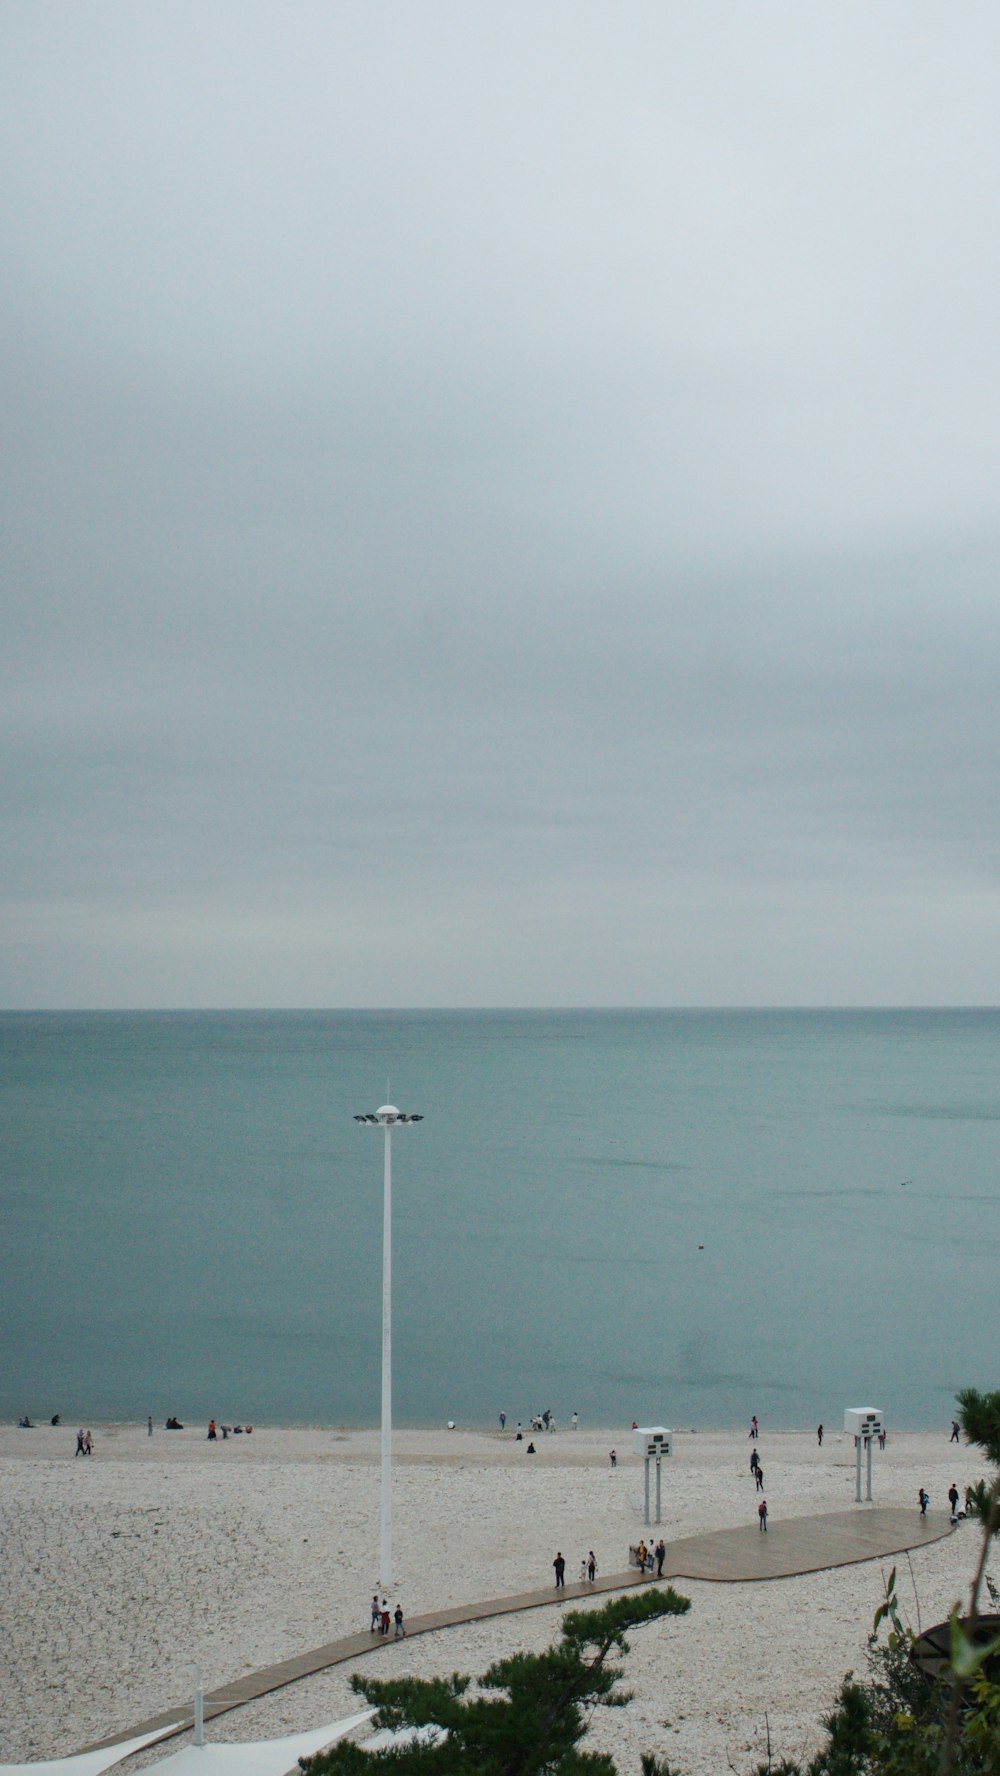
[0,1422,988,1774]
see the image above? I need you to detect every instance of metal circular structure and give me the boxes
[912,1614,1000,1683]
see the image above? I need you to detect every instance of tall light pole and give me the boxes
[354,1103,423,1590]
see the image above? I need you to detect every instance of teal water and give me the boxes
[1,1009,997,1429]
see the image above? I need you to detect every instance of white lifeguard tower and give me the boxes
[633,1426,672,1524]
[845,1407,883,1502]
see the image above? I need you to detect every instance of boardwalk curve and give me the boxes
[81,1507,952,1757]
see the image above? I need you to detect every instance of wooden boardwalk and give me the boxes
[81,1507,952,1756]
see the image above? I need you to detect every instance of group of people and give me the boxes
[74,1428,93,1456]
[919,1482,963,1522]
[552,1551,598,1587]
[369,1594,405,1637]
[749,1415,767,1528]
[633,1539,666,1575]
[505,1409,580,1436]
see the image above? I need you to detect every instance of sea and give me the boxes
[1,1009,997,1432]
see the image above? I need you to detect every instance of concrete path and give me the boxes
[80,1507,952,1756]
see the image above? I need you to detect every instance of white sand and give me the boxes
[0,1422,989,1774]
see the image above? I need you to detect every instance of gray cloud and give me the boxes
[2,2,999,1005]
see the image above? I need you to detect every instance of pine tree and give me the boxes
[301,1588,690,1775]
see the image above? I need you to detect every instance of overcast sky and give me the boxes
[3,2,999,1008]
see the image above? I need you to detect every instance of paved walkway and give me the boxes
[81,1507,952,1756]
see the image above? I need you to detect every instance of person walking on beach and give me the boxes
[948,1483,960,1522]
[370,1595,381,1632]
[380,1599,391,1635]
[750,1415,759,1440]
[579,1557,588,1583]
[75,1428,85,1457]
[571,1412,579,1430]
[587,1550,597,1582]
[553,1552,566,1589]
[499,1412,506,1431]
[951,1420,961,1443]
[919,1488,929,1517]
[755,1464,765,1492]
[609,1448,617,1469]
[758,1497,768,1531]
[83,1430,93,1455]
[750,1448,759,1476]
[817,1424,823,1446]
[878,1426,886,1450]
[394,1604,405,1638]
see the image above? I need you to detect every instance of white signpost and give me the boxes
[844,1407,883,1502]
[633,1426,672,1525]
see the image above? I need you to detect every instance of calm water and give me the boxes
[1,1009,997,1429]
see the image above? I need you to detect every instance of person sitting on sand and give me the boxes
[526,1441,536,1453]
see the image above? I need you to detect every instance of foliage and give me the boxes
[955,1391,1000,1551]
[752,1392,1000,1776]
[301,1588,690,1776]
[304,1391,1000,1776]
